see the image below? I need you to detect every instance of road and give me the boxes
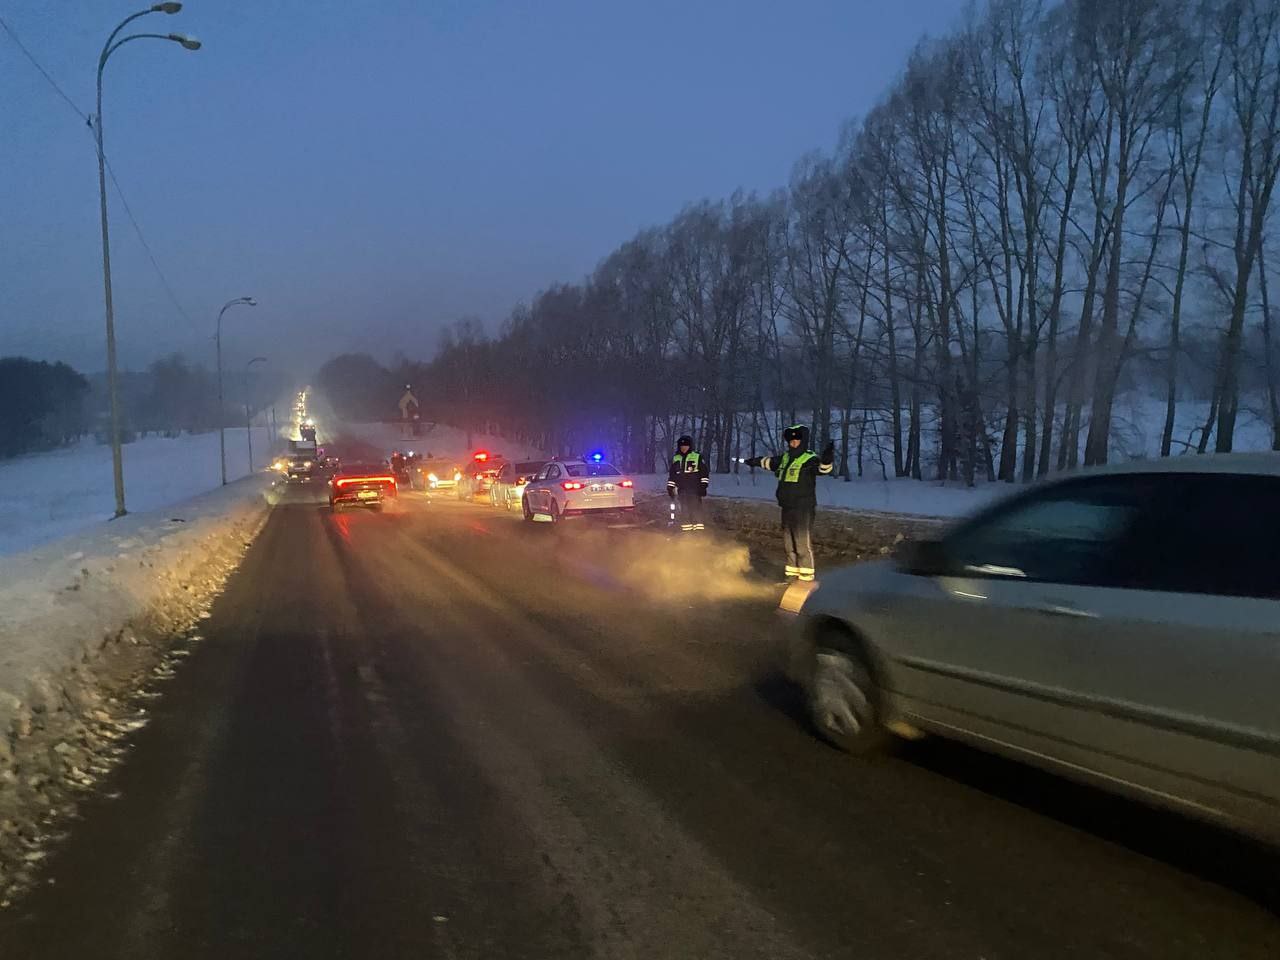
[0,480,1276,958]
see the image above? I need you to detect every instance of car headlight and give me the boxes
[454,472,462,481]
[428,473,438,482]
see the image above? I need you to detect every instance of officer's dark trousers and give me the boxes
[781,505,815,580]
[678,491,705,531]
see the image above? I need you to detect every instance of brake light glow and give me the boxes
[620,479,634,488]
[334,475,396,488]
[562,481,584,491]
[474,451,489,461]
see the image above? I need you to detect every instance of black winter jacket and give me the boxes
[668,450,710,496]
[757,447,834,508]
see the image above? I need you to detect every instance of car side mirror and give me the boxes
[895,538,950,577]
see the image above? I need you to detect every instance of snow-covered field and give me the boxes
[633,472,1008,518]
[0,426,280,557]
[1106,394,1273,459]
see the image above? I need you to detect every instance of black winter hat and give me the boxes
[782,424,810,445]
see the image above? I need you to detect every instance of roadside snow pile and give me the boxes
[0,426,279,557]
[0,476,275,903]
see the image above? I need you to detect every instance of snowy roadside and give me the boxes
[0,425,283,558]
[0,474,277,904]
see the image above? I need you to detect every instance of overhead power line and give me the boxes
[1,13,199,332]
[0,14,88,122]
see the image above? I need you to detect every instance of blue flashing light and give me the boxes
[589,451,604,462]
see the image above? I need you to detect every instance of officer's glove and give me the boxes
[820,441,836,465]
[666,482,677,499]
[744,456,762,468]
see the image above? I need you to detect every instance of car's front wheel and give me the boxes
[808,642,889,755]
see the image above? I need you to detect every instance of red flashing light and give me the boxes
[473,451,489,461]
[620,479,634,488]
[562,481,584,491]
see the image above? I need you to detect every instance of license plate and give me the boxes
[357,490,378,500]
[590,484,613,492]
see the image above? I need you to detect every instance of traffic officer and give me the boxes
[667,435,710,531]
[745,424,834,581]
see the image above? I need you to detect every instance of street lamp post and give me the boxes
[95,3,200,517]
[245,357,266,473]
[216,296,258,484]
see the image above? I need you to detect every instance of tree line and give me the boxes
[0,352,283,459]
[416,0,1280,482]
[0,357,90,458]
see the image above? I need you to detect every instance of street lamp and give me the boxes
[216,296,258,484]
[245,357,267,474]
[95,3,200,517]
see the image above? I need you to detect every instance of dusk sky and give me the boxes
[2,0,969,379]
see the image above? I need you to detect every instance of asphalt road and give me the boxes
[0,481,1276,959]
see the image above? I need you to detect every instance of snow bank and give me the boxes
[0,474,274,745]
[0,426,281,557]
[0,475,275,901]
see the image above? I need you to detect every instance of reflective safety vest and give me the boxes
[674,451,702,472]
[780,450,816,482]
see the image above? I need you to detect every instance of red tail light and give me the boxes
[562,481,584,491]
[335,475,396,488]
[620,479,634,488]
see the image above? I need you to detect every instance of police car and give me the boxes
[521,454,635,522]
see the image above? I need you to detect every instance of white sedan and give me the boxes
[521,459,635,521]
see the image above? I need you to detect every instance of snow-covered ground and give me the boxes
[0,426,281,557]
[633,472,1008,519]
[1107,393,1273,459]
[0,474,275,900]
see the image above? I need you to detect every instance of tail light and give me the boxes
[620,479,634,488]
[334,475,396,488]
[562,481,584,491]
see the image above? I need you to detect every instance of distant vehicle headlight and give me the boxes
[428,472,438,482]
[303,460,313,468]
[454,472,462,481]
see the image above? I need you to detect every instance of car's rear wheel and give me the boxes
[549,499,563,523]
[808,642,889,756]
[521,495,534,521]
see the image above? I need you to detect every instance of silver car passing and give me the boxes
[781,454,1280,844]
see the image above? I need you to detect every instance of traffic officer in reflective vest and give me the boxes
[667,435,710,531]
[745,424,834,581]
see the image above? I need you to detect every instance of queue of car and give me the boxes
[441,451,637,521]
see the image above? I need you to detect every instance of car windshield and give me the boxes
[563,462,621,477]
